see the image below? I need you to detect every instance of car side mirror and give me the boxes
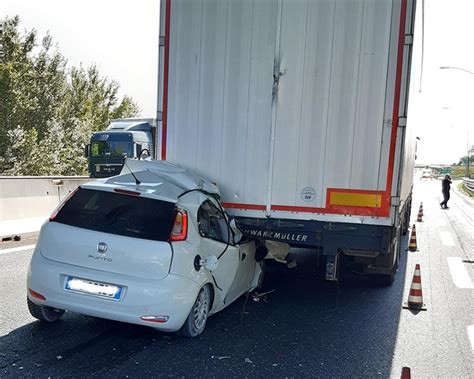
[139,148,150,160]
[136,144,142,158]
[229,218,242,244]
[84,144,90,158]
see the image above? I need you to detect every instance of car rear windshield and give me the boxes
[53,188,176,241]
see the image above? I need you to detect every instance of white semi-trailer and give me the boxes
[156,0,418,285]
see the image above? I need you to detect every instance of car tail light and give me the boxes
[170,210,188,241]
[49,187,79,221]
[29,288,46,301]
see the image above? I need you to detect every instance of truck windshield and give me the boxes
[91,140,133,157]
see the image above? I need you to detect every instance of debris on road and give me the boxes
[245,358,253,364]
[211,356,231,360]
[251,289,276,302]
[56,355,62,360]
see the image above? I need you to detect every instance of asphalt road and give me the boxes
[0,179,473,378]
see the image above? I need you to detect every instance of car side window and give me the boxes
[197,200,231,244]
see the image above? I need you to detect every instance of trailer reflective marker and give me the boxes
[221,202,266,211]
[328,190,382,208]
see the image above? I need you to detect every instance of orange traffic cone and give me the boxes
[419,202,424,216]
[416,208,423,222]
[407,224,417,251]
[403,264,426,311]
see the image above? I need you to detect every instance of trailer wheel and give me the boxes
[401,200,412,235]
[373,273,395,286]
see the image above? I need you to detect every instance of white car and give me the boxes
[27,159,263,337]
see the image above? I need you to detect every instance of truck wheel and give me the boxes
[378,223,401,286]
[178,285,211,338]
[402,213,408,235]
[373,273,395,286]
[27,298,65,322]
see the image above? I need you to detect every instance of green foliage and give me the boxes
[449,165,474,179]
[0,16,140,175]
[457,155,474,166]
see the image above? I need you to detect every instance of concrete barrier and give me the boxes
[0,177,91,237]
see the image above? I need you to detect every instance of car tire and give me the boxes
[27,298,65,322]
[178,285,211,338]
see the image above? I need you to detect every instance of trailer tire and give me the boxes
[402,199,412,235]
[374,273,395,286]
[371,231,399,287]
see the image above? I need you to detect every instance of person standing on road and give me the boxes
[440,174,452,209]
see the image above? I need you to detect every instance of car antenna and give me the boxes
[122,155,141,185]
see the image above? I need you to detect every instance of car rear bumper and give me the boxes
[27,251,201,332]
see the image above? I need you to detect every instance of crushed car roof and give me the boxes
[82,159,220,203]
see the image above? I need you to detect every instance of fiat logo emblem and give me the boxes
[97,242,108,254]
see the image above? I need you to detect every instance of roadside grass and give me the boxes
[458,183,474,198]
[450,165,474,179]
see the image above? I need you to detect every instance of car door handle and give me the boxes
[241,253,246,261]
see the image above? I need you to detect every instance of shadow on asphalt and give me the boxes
[0,240,409,378]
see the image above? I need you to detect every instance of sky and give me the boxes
[1,0,473,165]
[408,0,474,164]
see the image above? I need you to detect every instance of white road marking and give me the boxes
[440,231,455,246]
[447,257,474,289]
[0,244,36,255]
[436,218,447,227]
[469,326,474,352]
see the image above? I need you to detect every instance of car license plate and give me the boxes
[65,276,122,300]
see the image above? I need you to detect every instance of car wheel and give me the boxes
[27,298,65,322]
[178,285,211,338]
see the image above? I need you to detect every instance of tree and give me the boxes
[0,16,140,175]
[457,155,474,166]
[62,65,139,133]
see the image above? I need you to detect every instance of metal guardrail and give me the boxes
[463,178,474,192]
